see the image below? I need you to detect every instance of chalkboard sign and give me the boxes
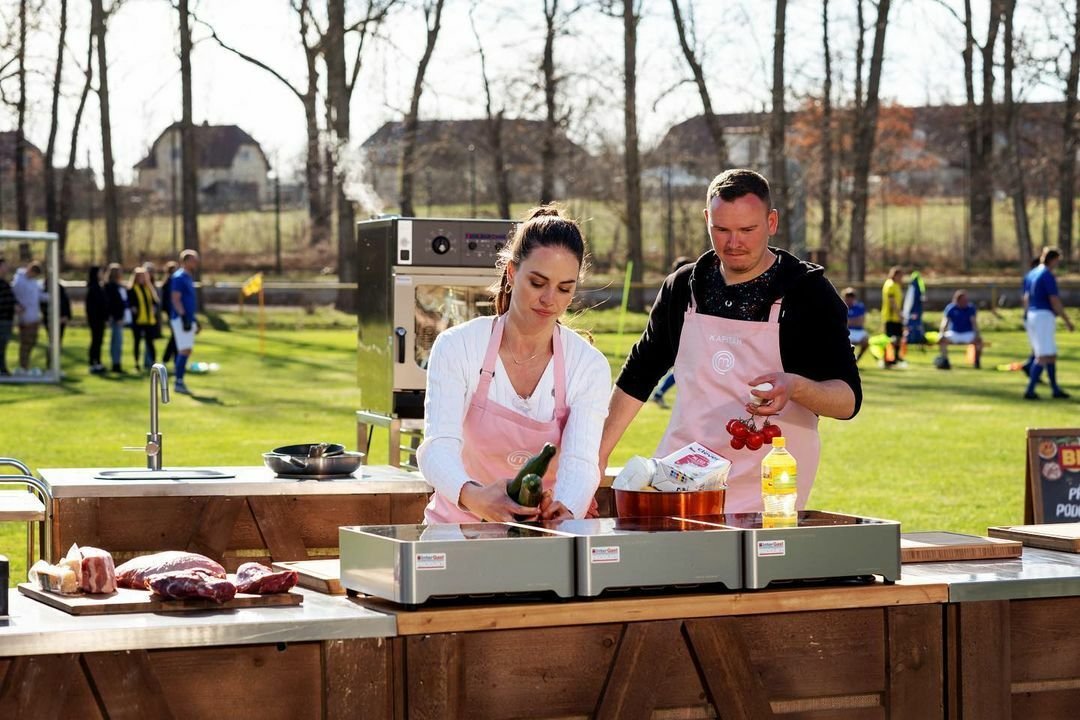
[1025,428,1080,523]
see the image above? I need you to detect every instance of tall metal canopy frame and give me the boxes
[0,230,62,384]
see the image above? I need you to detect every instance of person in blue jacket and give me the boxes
[936,290,982,370]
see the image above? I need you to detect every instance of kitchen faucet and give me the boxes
[147,363,171,470]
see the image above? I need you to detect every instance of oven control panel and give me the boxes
[395,218,513,267]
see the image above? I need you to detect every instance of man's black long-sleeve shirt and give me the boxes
[615,248,862,419]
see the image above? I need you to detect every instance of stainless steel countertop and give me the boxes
[903,546,1080,602]
[0,588,396,656]
[39,465,431,498]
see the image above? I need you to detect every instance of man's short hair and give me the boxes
[180,249,199,263]
[1041,247,1061,264]
[28,262,42,275]
[707,169,771,207]
[842,287,857,298]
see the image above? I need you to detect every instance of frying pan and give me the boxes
[263,442,362,478]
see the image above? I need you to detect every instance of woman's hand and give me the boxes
[538,490,573,522]
[459,480,540,523]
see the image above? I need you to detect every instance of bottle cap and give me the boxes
[772,437,786,448]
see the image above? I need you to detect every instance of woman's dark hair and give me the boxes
[491,205,588,315]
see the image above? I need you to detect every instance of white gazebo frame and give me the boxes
[0,230,61,384]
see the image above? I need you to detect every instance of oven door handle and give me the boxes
[395,326,407,363]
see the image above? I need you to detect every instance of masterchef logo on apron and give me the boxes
[506,450,532,467]
[711,350,735,375]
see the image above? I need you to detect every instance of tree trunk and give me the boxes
[965,0,1002,266]
[847,0,891,283]
[400,0,445,217]
[15,0,29,238]
[820,0,834,257]
[59,32,94,258]
[1059,0,1080,265]
[769,0,789,249]
[670,0,727,170]
[540,0,558,204]
[326,0,360,310]
[470,6,511,218]
[45,0,68,263]
[623,0,644,311]
[179,0,200,262]
[92,0,121,264]
[1003,0,1032,269]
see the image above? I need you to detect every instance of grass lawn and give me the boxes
[2,305,1077,586]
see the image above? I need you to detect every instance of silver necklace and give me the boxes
[507,347,540,365]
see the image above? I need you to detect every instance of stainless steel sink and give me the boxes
[94,468,236,481]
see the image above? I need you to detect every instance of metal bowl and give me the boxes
[614,488,726,518]
[262,451,364,478]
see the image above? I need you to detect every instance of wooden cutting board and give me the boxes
[272,559,343,595]
[988,523,1080,553]
[18,583,303,615]
[900,531,1022,563]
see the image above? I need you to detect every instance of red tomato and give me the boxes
[731,423,749,439]
[729,436,746,450]
[725,419,741,436]
[762,424,782,440]
[746,432,764,451]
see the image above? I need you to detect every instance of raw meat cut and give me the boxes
[115,551,226,589]
[78,546,117,594]
[234,562,299,594]
[147,570,237,603]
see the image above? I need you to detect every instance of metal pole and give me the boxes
[274,158,282,276]
[468,144,476,216]
[48,236,60,379]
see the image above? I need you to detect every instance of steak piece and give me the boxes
[116,551,226,589]
[79,546,117,594]
[234,562,299,594]
[147,570,237,604]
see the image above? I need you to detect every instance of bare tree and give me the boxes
[399,0,445,217]
[1002,0,1032,269]
[847,0,891,282]
[769,0,789,249]
[44,0,67,255]
[670,0,727,170]
[58,25,94,263]
[961,0,1003,265]
[469,4,511,218]
[179,0,199,260]
[819,0,834,257]
[325,0,397,301]
[200,1,331,245]
[15,0,28,233]
[1060,0,1080,264]
[91,0,121,264]
[623,0,644,310]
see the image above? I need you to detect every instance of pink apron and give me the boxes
[655,296,820,513]
[424,315,569,524]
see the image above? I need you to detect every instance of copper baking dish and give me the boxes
[614,489,726,518]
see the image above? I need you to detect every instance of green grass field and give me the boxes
[2,305,1077,585]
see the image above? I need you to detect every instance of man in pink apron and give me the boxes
[599,169,861,512]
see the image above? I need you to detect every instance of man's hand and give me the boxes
[745,372,794,416]
[538,490,573,522]
[182,316,192,332]
[459,480,540,523]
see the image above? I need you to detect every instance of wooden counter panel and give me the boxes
[52,493,428,566]
[1010,597,1080,682]
[387,582,949,636]
[2,640,395,720]
[1012,687,1080,719]
[401,607,943,719]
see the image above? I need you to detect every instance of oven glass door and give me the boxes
[393,272,496,392]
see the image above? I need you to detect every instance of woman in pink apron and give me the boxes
[418,207,612,524]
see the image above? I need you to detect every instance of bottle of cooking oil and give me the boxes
[761,437,798,524]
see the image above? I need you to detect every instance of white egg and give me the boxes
[749,382,773,405]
